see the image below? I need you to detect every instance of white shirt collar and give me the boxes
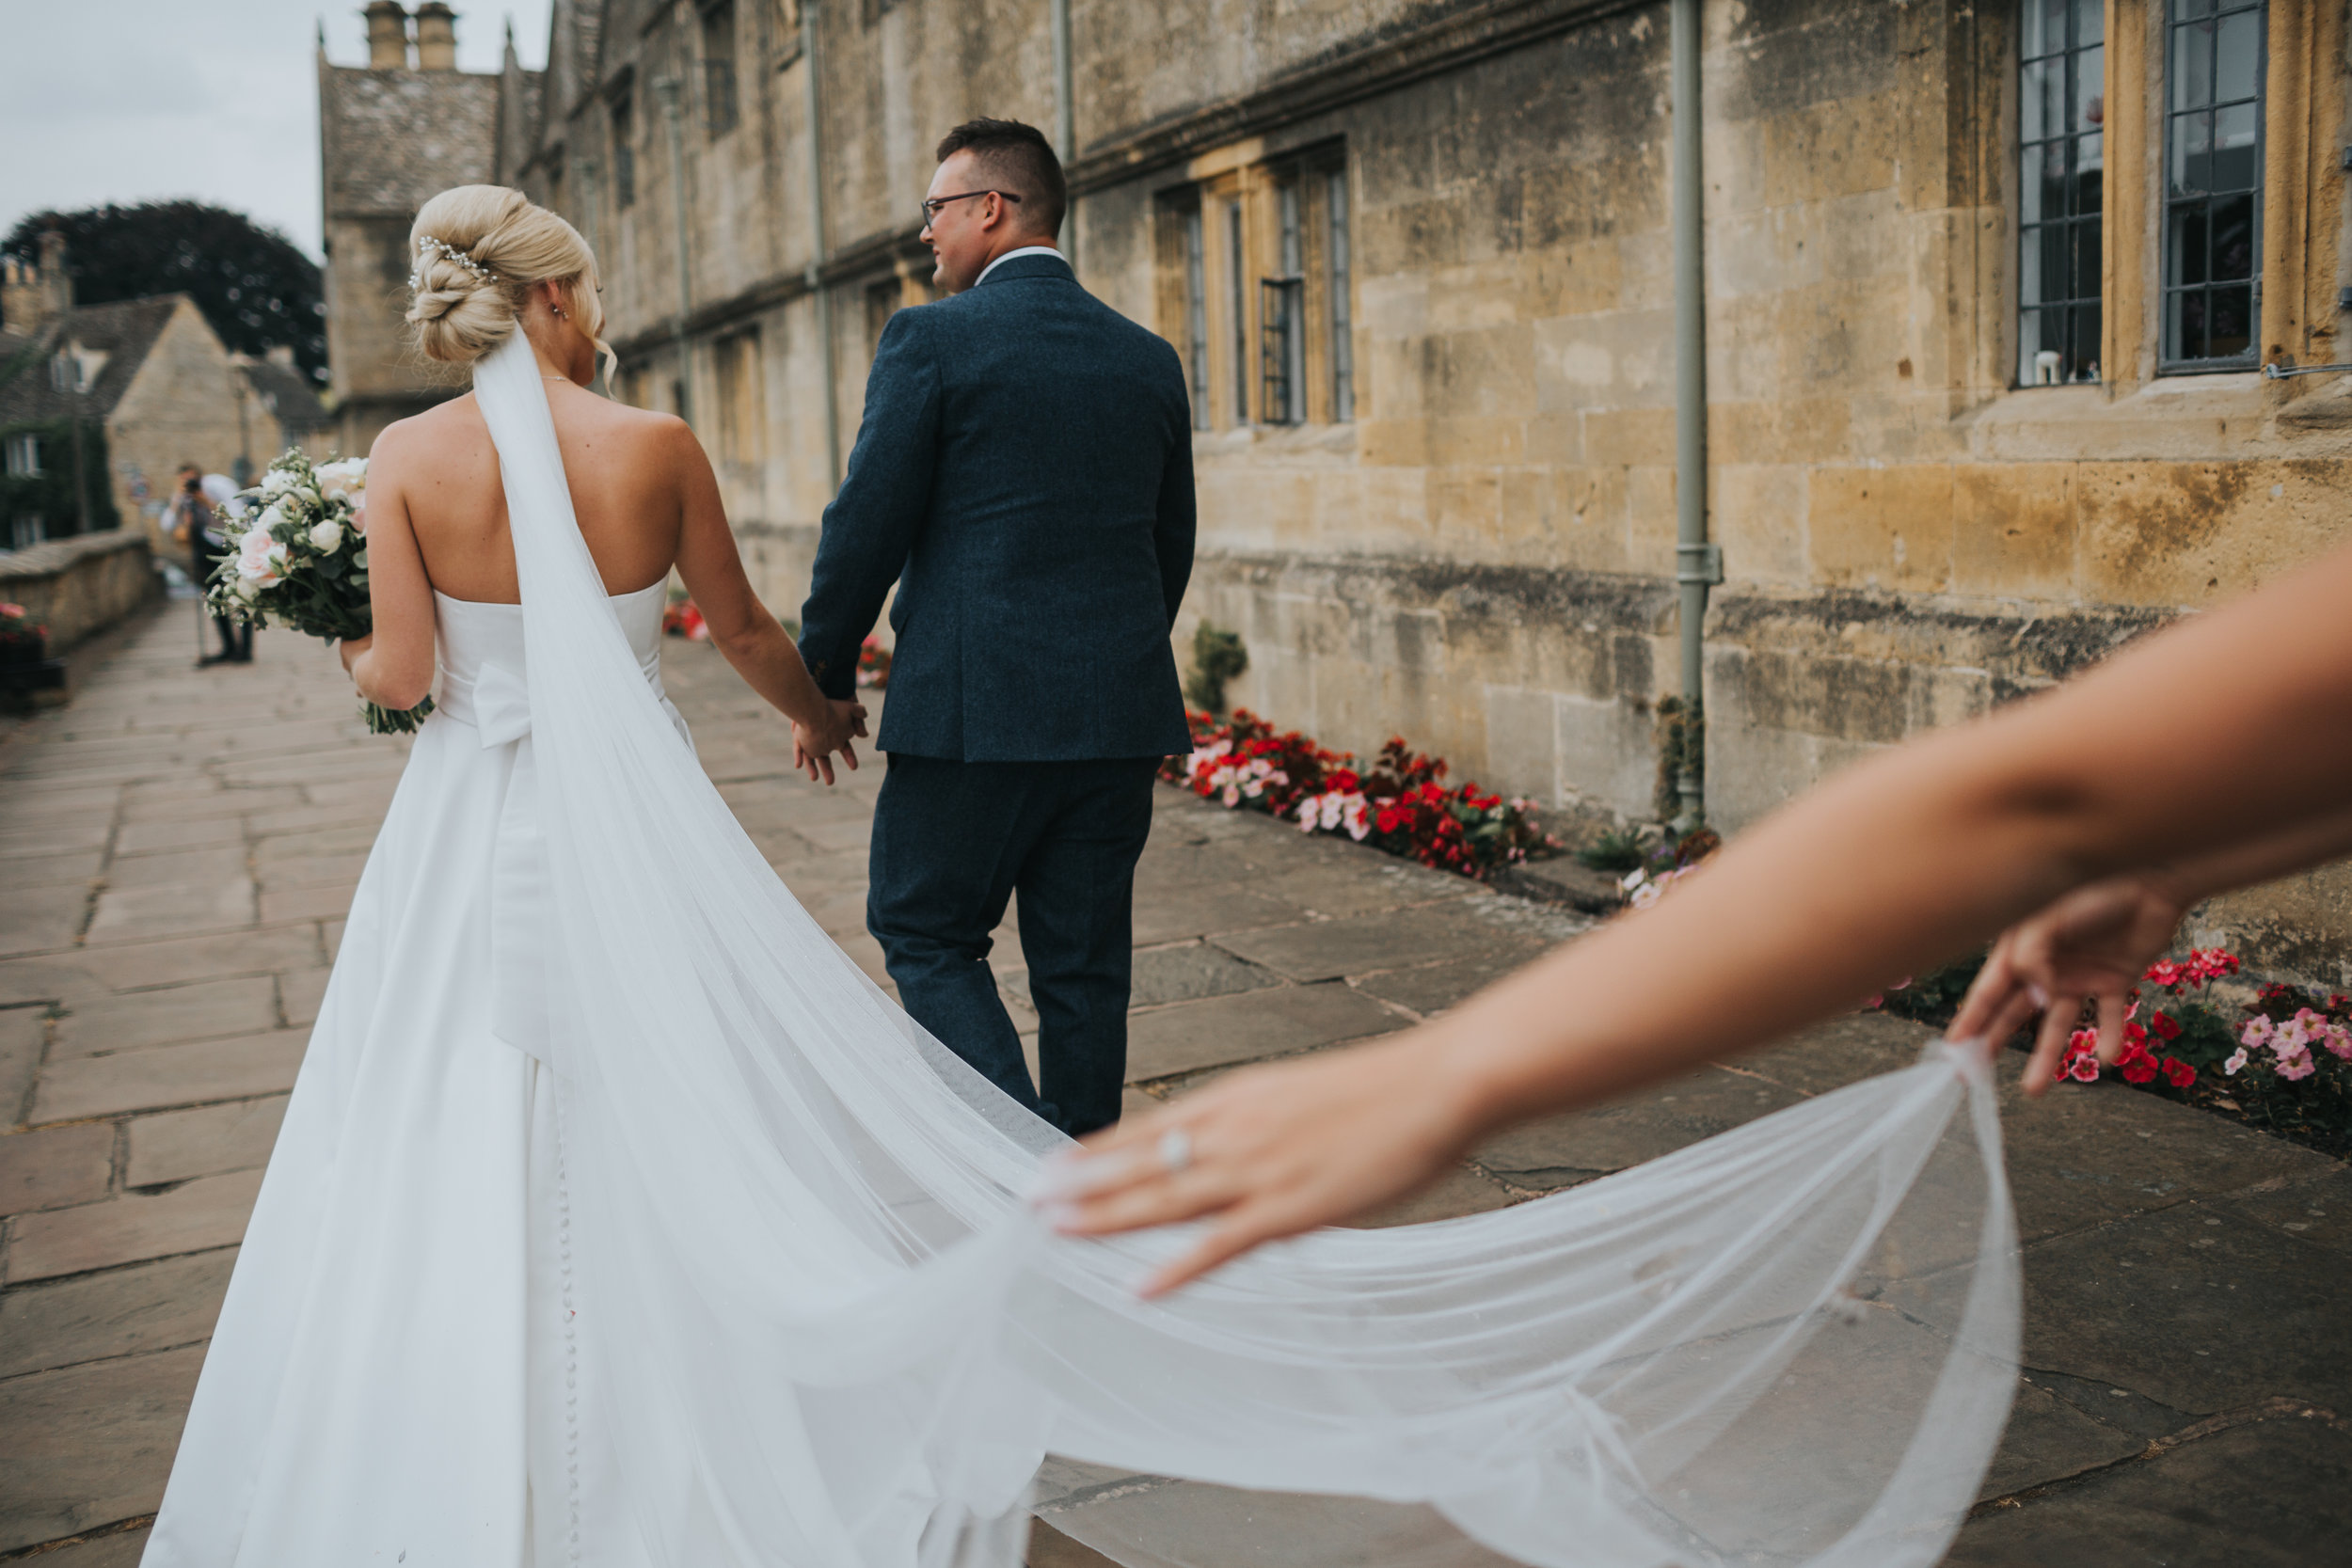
[975,245,1064,286]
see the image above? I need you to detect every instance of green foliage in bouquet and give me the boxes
[203,449,432,735]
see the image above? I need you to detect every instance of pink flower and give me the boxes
[2066,1053,2100,1083]
[2275,1045,2317,1082]
[2223,1047,2249,1076]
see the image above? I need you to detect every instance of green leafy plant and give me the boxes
[1183,622,1248,713]
[1575,830,1646,873]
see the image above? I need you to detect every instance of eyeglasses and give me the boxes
[919,189,1021,226]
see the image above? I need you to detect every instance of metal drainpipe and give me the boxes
[654,74,694,425]
[803,0,840,491]
[1051,0,1075,271]
[1670,0,1718,829]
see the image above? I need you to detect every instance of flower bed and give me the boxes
[1162,708,1552,878]
[857,634,891,689]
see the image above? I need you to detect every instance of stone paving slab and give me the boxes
[0,1123,114,1215]
[30,1030,309,1124]
[0,1343,205,1551]
[125,1096,288,1188]
[0,1250,237,1381]
[0,616,2345,1563]
[1947,1411,2352,1567]
[46,975,281,1059]
[6,1169,265,1285]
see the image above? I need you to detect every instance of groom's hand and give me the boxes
[792,698,869,785]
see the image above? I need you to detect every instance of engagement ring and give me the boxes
[1157,1128,1193,1177]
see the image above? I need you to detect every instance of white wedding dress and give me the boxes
[144,333,2021,1568]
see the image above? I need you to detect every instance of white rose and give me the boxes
[232,578,261,603]
[236,530,288,586]
[261,467,295,498]
[309,519,343,553]
[258,504,287,531]
[315,459,365,499]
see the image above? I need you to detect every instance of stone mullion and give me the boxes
[2101,0,2154,388]
[2259,0,2344,369]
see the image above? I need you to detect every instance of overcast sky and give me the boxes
[0,1,553,261]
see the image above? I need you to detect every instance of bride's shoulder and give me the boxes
[368,394,489,471]
[593,398,702,464]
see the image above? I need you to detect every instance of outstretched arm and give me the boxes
[667,418,866,784]
[1047,541,2352,1294]
[797,311,941,700]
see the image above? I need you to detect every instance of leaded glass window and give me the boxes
[1184,208,1211,430]
[1327,170,1355,421]
[2162,0,2265,370]
[2018,0,2104,385]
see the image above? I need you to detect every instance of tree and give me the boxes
[4,202,326,385]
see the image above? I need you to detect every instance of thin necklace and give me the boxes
[543,374,571,383]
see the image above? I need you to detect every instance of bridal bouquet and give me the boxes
[204,450,433,734]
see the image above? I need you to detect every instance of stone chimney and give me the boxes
[2,230,73,337]
[414,3,459,70]
[364,1,410,68]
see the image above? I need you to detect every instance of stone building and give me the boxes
[317,1,541,457]
[1,234,329,552]
[322,0,2352,978]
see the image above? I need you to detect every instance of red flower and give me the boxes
[2120,1055,2159,1085]
[2149,1011,2182,1042]
[2162,1057,2196,1088]
[1327,768,1360,794]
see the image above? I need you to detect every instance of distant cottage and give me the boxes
[0,230,326,554]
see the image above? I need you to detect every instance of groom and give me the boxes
[797,118,1196,1136]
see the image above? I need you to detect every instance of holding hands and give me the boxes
[793,697,869,785]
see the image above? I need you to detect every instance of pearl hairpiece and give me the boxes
[409,235,498,291]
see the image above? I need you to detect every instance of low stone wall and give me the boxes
[0,530,159,652]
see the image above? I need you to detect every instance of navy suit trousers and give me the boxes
[866,753,1159,1136]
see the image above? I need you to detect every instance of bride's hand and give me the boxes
[1947,873,2190,1096]
[791,699,868,784]
[1037,1031,1479,1296]
[339,633,373,677]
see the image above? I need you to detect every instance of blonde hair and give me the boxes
[405,185,612,377]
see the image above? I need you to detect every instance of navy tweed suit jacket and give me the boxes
[797,252,1197,762]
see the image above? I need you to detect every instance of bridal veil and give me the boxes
[463,330,2019,1567]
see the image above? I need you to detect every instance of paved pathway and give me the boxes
[3,607,2346,1565]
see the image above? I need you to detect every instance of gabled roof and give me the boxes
[240,358,330,435]
[320,64,509,217]
[0,295,185,427]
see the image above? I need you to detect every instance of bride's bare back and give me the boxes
[378,381,695,604]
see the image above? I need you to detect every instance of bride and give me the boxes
[143,186,2017,1568]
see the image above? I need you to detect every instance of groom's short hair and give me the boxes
[935,119,1066,239]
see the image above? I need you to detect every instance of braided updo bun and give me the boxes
[405,185,609,369]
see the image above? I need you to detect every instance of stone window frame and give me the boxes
[2098,0,2342,385]
[3,434,39,479]
[608,78,639,212]
[1153,191,1216,431]
[699,0,742,142]
[713,325,766,466]
[1154,140,1352,434]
